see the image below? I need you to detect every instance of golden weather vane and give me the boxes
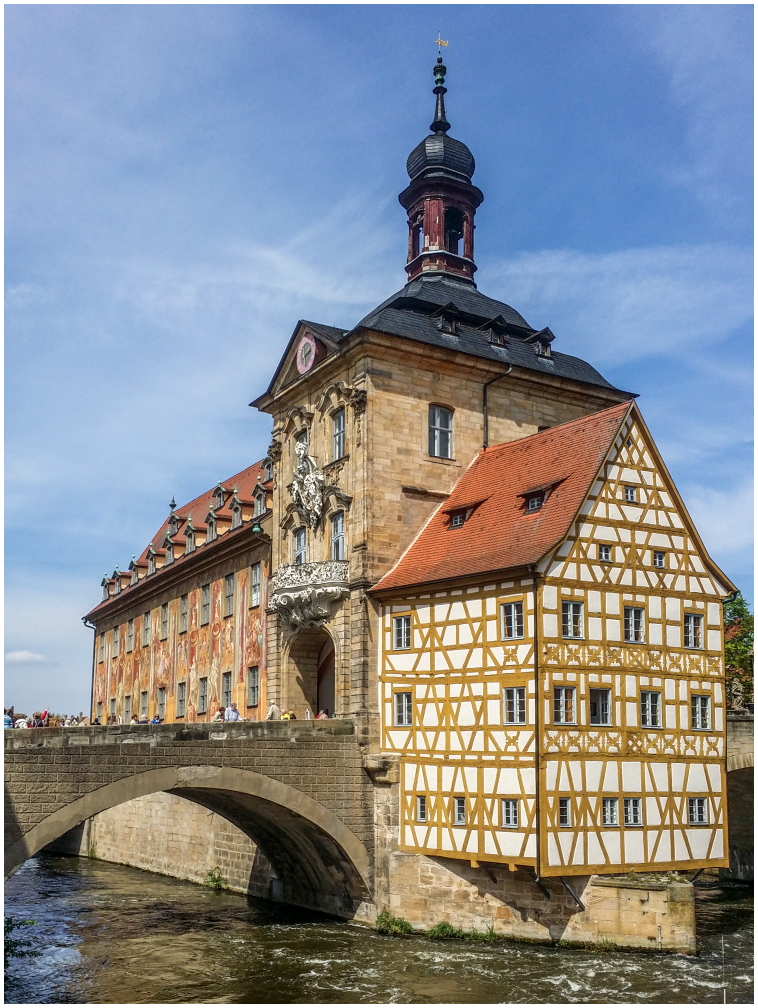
[435,32,448,52]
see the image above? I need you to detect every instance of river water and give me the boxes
[4,854,753,1004]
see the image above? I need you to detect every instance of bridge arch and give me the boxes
[5,765,372,917]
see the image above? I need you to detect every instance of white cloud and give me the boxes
[5,650,48,664]
[682,480,754,570]
[481,244,752,366]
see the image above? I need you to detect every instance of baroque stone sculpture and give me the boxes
[292,441,325,529]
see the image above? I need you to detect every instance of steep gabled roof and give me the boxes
[372,402,634,592]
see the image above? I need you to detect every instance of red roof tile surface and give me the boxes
[372,402,633,593]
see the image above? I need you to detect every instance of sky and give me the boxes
[5,4,753,715]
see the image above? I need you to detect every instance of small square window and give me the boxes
[501,799,519,829]
[653,551,666,569]
[561,601,584,639]
[416,795,427,823]
[453,796,466,826]
[526,494,543,512]
[553,687,576,724]
[688,797,708,825]
[624,797,642,826]
[624,486,637,503]
[598,544,612,562]
[640,691,661,727]
[558,797,572,827]
[393,615,411,650]
[691,694,711,730]
[450,513,465,528]
[602,797,619,827]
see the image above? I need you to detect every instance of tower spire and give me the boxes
[430,57,450,134]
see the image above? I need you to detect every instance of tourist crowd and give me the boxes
[4,702,335,728]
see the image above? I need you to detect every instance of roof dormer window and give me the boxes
[231,501,242,529]
[165,541,174,565]
[526,493,544,512]
[450,512,466,528]
[101,577,110,601]
[436,314,458,335]
[215,487,225,510]
[254,491,266,518]
[148,554,156,575]
[185,527,195,554]
[206,515,217,543]
[263,459,273,482]
[114,570,122,594]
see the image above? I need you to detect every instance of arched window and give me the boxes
[231,501,242,529]
[294,527,307,565]
[331,511,345,560]
[206,516,217,543]
[185,528,195,554]
[253,492,266,518]
[444,207,464,255]
[429,405,453,459]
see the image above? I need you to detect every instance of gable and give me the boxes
[539,405,735,598]
[251,320,347,405]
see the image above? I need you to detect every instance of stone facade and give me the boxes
[723,711,753,881]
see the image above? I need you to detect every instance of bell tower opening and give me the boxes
[444,207,464,255]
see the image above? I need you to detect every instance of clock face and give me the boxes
[296,334,317,374]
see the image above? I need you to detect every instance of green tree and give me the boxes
[724,591,754,706]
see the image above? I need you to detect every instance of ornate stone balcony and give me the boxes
[269,561,350,630]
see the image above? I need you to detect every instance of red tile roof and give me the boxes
[372,402,633,593]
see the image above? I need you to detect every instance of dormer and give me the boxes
[129,556,140,585]
[477,315,512,346]
[163,536,175,565]
[113,566,122,594]
[525,326,555,359]
[262,458,273,483]
[230,488,243,530]
[214,484,226,511]
[184,515,196,554]
[205,507,217,544]
[253,487,267,518]
[147,542,157,575]
[431,302,465,336]
[168,498,179,536]
[101,573,111,601]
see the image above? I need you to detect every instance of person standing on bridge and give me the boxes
[211,706,225,722]
[224,702,242,722]
[265,700,281,720]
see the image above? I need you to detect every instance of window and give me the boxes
[127,619,134,653]
[599,544,612,562]
[602,797,619,827]
[393,615,411,650]
[450,512,465,528]
[185,528,195,554]
[561,601,584,639]
[501,799,519,829]
[206,516,217,543]
[96,701,103,722]
[224,574,235,617]
[500,601,524,640]
[250,563,261,607]
[444,206,464,255]
[453,797,466,826]
[247,667,259,708]
[691,694,711,730]
[160,603,168,640]
[142,612,151,647]
[176,682,186,718]
[165,542,174,564]
[99,633,105,663]
[559,798,572,827]
[201,584,210,625]
[253,492,266,518]
[653,551,666,569]
[157,687,166,720]
[331,511,345,561]
[624,486,637,502]
[553,687,576,724]
[180,594,188,634]
[688,797,708,825]
[428,405,453,459]
[215,488,225,510]
[231,503,242,529]
[624,797,642,827]
[416,796,427,823]
[394,691,412,726]
[110,698,116,717]
[140,691,148,719]
[263,460,273,482]
[222,671,232,709]
[684,614,703,649]
[124,695,131,722]
[113,625,119,652]
[624,607,645,643]
[589,688,612,725]
[332,408,346,460]
[294,527,307,565]
[198,677,208,715]
[526,493,543,512]
[640,691,661,727]
[148,554,156,575]
[296,429,308,446]
[503,687,526,725]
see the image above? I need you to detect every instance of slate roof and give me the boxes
[371,401,633,593]
[355,274,625,393]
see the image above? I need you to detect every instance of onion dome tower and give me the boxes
[399,57,484,285]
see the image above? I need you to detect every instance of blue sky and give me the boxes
[5,4,753,714]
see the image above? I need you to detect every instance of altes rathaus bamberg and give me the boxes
[84,59,734,948]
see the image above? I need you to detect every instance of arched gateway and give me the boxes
[5,721,374,919]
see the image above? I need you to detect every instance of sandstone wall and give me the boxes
[45,791,275,898]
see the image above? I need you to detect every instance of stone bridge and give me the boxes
[4,719,377,918]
